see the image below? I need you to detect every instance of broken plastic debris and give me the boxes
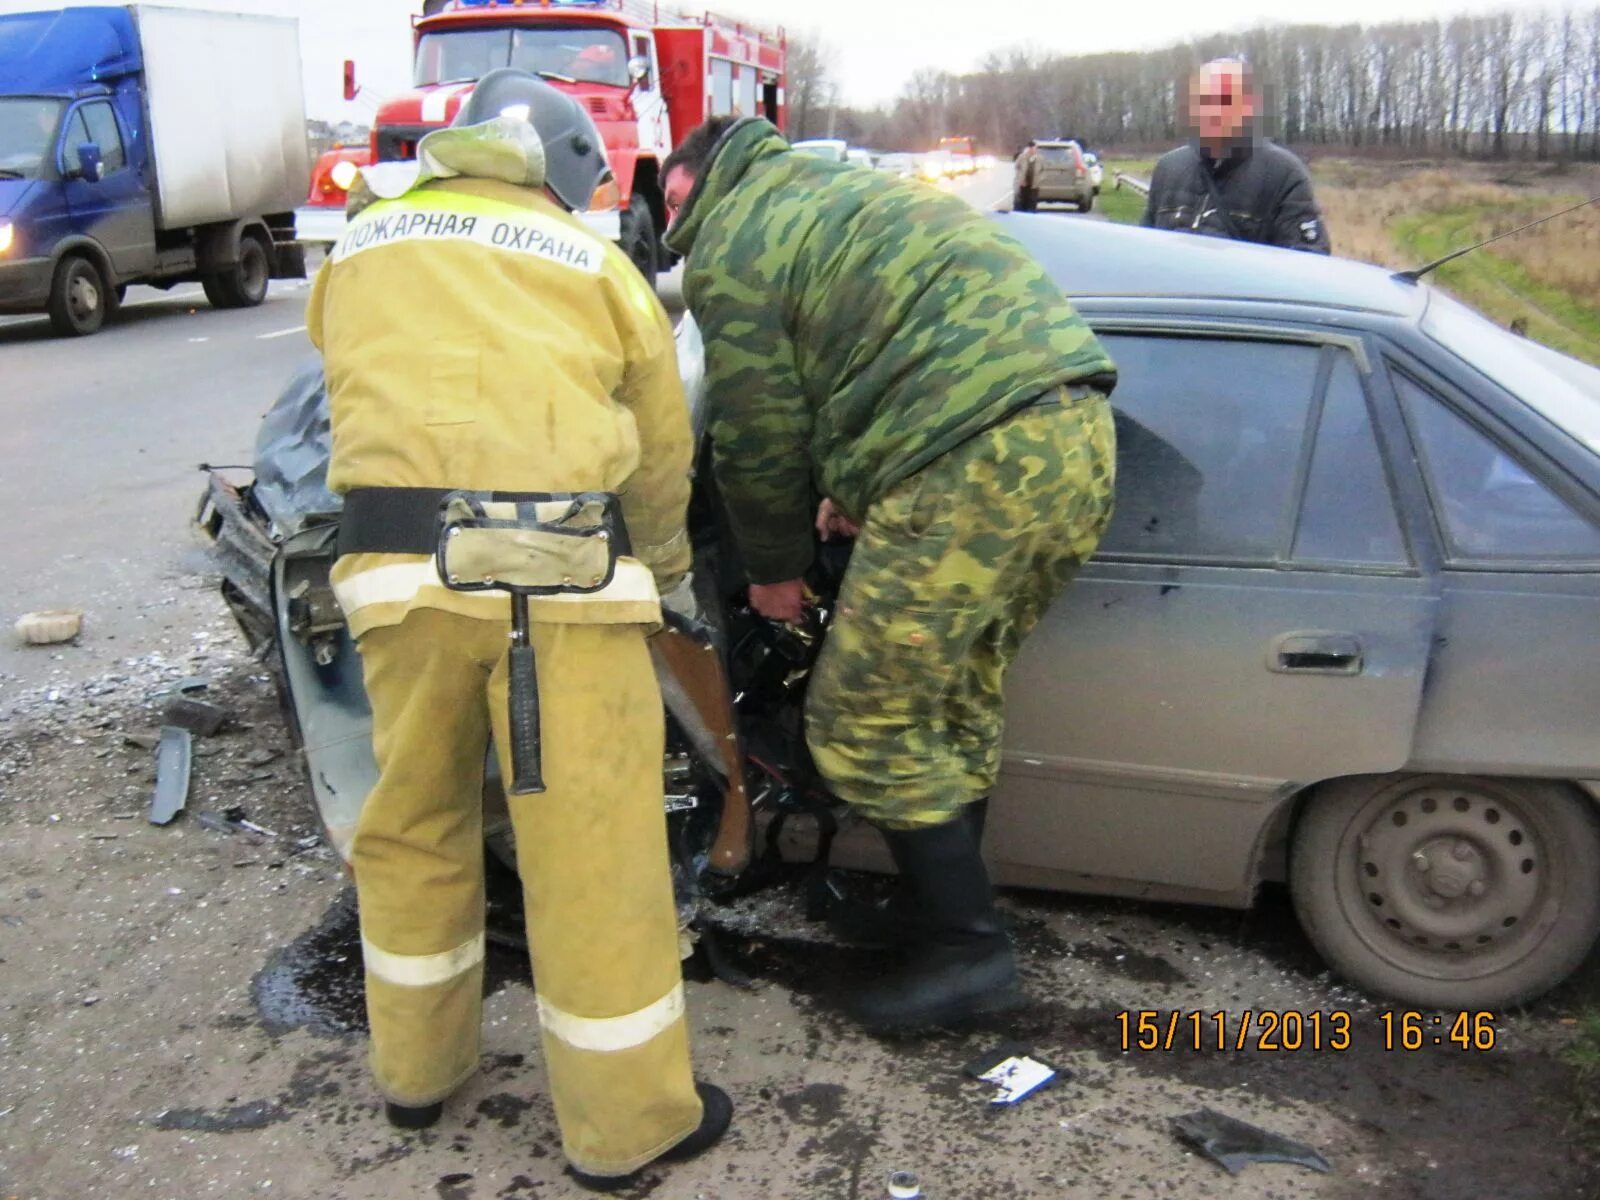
[964,1042,1065,1106]
[147,726,193,826]
[162,696,231,737]
[1170,1108,1332,1175]
[148,676,211,700]
[14,609,83,646]
[887,1170,921,1198]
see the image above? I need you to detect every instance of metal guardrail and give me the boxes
[1113,171,1150,197]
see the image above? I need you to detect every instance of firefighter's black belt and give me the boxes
[337,486,626,558]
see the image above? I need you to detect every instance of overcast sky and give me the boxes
[0,0,1571,118]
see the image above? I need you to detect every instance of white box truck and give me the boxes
[0,5,312,335]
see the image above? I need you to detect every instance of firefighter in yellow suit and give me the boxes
[305,72,732,1192]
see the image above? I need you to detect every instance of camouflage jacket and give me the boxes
[665,120,1117,584]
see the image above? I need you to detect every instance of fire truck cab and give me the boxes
[297,0,785,288]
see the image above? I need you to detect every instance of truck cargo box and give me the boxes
[132,5,310,230]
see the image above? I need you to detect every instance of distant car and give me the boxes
[1015,139,1094,212]
[877,153,916,178]
[201,218,1600,1012]
[1082,150,1104,194]
[845,148,875,170]
[792,138,847,164]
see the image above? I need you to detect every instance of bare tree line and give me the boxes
[789,8,1600,160]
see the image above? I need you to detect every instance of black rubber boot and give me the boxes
[569,1081,734,1192]
[827,800,990,948]
[385,1100,443,1130]
[846,812,1024,1033]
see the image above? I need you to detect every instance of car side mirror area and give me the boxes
[75,142,104,183]
[343,59,360,102]
[627,56,652,89]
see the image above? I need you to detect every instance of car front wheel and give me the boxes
[47,254,108,337]
[1291,773,1600,1008]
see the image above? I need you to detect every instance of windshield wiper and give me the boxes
[0,168,25,180]
[536,70,577,84]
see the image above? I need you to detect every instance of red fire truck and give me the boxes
[296,0,785,286]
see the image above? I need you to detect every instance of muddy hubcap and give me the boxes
[1357,786,1542,953]
[69,273,100,321]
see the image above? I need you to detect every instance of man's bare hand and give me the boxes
[815,498,861,543]
[749,578,808,624]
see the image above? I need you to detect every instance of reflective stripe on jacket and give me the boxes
[306,177,692,637]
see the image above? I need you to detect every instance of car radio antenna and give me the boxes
[1395,193,1600,283]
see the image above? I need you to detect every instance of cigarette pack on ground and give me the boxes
[964,1042,1068,1106]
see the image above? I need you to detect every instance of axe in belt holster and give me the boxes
[436,491,629,796]
[651,610,755,877]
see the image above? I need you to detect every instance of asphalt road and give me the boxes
[0,277,318,694]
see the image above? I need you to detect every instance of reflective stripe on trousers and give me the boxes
[353,608,702,1176]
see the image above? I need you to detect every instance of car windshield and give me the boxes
[1422,289,1600,455]
[0,97,64,180]
[415,26,629,88]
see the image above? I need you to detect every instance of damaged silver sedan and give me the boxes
[200,216,1600,1010]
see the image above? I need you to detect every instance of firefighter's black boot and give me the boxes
[385,1100,443,1130]
[846,811,1024,1033]
[568,1081,734,1193]
[827,800,989,948]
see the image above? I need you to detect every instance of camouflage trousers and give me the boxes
[805,389,1116,829]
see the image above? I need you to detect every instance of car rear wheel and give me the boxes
[47,254,108,337]
[1078,189,1095,213]
[203,236,271,310]
[1291,773,1600,1008]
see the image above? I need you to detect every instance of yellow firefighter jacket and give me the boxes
[306,176,692,639]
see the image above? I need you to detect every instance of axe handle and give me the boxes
[506,599,546,795]
[708,759,753,876]
[656,628,753,875]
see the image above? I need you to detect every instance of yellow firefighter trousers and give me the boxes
[352,607,703,1178]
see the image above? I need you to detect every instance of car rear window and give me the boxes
[1393,369,1600,562]
[1037,146,1077,164]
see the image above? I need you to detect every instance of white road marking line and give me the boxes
[258,326,307,340]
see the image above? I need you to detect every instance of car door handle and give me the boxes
[1270,632,1364,676]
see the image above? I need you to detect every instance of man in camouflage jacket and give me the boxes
[662,117,1118,1031]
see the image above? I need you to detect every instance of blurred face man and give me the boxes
[1186,59,1257,158]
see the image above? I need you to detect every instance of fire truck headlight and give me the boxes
[330,160,360,192]
[0,222,13,255]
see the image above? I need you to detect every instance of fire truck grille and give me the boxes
[375,125,435,163]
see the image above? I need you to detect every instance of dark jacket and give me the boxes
[664,119,1117,583]
[1141,140,1330,254]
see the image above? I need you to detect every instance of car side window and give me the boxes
[58,109,92,171]
[1392,369,1600,562]
[1293,353,1408,566]
[1096,335,1322,561]
[79,103,126,174]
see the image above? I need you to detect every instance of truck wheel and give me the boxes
[1290,773,1600,1008]
[620,192,659,291]
[203,237,270,310]
[47,255,109,337]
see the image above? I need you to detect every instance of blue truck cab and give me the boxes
[0,6,309,336]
